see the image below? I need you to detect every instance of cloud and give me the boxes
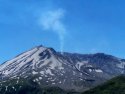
[39,8,66,53]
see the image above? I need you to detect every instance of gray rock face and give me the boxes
[0,45,125,91]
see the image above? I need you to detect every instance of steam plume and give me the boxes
[40,9,66,54]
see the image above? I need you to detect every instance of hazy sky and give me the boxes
[0,0,125,63]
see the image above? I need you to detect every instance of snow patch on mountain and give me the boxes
[76,61,88,70]
[95,69,103,73]
[117,62,125,69]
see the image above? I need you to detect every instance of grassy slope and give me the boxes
[82,75,125,94]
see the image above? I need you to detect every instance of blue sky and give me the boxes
[0,0,125,63]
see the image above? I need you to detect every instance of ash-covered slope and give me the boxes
[0,45,125,92]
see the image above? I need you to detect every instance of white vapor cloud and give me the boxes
[39,8,66,53]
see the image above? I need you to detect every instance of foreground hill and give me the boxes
[82,75,125,94]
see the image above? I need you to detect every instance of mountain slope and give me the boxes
[82,75,125,94]
[0,77,68,94]
[0,45,125,92]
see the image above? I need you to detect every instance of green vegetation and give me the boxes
[82,75,125,94]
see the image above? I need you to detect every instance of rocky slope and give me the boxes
[0,45,125,92]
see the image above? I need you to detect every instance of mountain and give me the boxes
[0,45,125,93]
[82,75,125,94]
